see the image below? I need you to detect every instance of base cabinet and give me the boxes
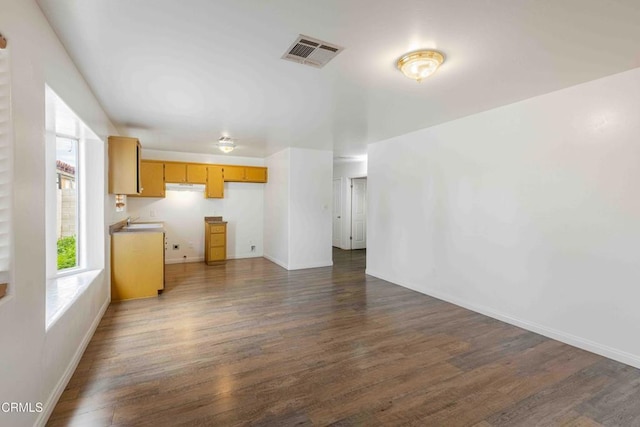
[111,231,165,300]
[204,221,227,264]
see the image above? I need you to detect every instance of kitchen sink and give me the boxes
[123,223,163,230]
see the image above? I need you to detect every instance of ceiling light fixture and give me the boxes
[217,136,236,154]
[396,50,444,83]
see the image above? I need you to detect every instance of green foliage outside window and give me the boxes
[57,235,77,270]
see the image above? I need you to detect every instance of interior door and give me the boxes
[351,178,367,249]
[332,178,342,247]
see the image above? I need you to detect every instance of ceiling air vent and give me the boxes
[282,35,343,68]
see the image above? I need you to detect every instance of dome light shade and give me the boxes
[397,50,444,82]
[217,136,236,154]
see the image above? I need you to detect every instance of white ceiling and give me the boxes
[36,0,640,159]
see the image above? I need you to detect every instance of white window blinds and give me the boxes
[0,45,12,288]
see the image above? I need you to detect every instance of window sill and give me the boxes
[46,269,103,329]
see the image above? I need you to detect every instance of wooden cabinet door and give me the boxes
[223,166,245,182]
[108,136,141,194]
[206,166,224,198]
[205,222,226,264]
[164,163,186,183]
[186,164,207,184]
[111,232,164,301]
[245,167,268,183]
[134,161,165,197]
[208,246,226,262]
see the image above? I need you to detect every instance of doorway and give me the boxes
[332,178,342,247]
[350,177,366,250]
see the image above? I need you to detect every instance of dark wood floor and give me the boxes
[48,249,640,426]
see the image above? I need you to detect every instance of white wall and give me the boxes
[289,148,333,269]
[264,149,290,268]
[126,149,265,262]
[128,186,264,262]
[333,159,367,249]
[367,67,640,368]
[264,148,333,270]
[0,1,118,426]
[333,159,367,180]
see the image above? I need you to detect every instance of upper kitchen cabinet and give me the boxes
[108,136,141,194]
[164,162,208,184]
[164,162,186,183]
[123,157,266,199]
[130,161,165,198]
[245,166,268,183]
[222,166,245,182]
[223,166,268,183]
[186,164,207,184]
[206,166,224,198]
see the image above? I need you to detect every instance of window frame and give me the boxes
[0,44,13,299]
[55,132,82,276]
[45,85,105,328]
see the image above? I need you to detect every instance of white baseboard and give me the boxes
[263,254,333,271]
[263,254,288,269]
[35,296,110,427]
[165,256,204,264]
[287,260,333,270]
[365,268,640,370]
[227,253,263,260]
[165,254,265,264]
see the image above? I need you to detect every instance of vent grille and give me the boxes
[289,43,315,58]
[319,45,338,52]
[282,34,343,68]
[299,38,319,47]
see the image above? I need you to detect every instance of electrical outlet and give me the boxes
[251,245,256,252]
[173,244,180,250]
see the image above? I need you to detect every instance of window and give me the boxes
[56,136,79,270]
[51,94,83,273]
[45,86,105,326]
[0,44,12,298]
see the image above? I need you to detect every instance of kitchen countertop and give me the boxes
[205,216,227,224]
[109,220,165,234]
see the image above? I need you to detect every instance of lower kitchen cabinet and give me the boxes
[111,231,165,300]
[204,220,227,264]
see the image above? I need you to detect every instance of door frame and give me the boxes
[332,178,342,248]
[349,177,367,250]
